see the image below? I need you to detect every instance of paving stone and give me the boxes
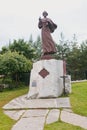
[12,117,45,130]
[3,95,27,110]
[3,100,25,109]
[56,97,71,108]
[46,109,60,124]
[22,109,49,118]
[3,99,56,109]
[4,110,25,120]
[3,95,71,110]
[61,110,87,129]
[25,98,57,108]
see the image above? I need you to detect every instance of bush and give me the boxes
[0,84,4,92]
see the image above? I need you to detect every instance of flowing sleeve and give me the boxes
[47,18,57,33]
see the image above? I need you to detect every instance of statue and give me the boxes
[38,11,57,56]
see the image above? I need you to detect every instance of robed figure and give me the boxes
[38,11,57,55]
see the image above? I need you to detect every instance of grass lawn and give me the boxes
[0,86,28,130]
[44,121,85,130]
[70,81,87,116]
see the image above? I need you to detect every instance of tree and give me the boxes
[32,35,42,60]
[55,32,70,60]
[0,46,9,54]
[80,40,87,79]
[9,39,35,60]
[29,34,33,43]
[0,51,32,85]
[66,34,82,80]
[0,39,35,60]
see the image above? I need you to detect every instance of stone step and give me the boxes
[3,95,71,110]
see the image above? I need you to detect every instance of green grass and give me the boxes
[0,86,28,130]
[44,121,85,130]
[70,81,87,116]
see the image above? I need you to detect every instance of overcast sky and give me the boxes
[0,0,87,49]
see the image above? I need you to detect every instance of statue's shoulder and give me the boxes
[47,18,57,33]
[46,18,52,22]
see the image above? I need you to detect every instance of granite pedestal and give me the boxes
[27,59,64,99]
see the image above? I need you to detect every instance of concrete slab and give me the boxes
[12,117,45,130]
[2,95,25,110]
[56,97,71,108]
[61,110,87,129]
[22,109,49,118]
[4,110,25,120]
[25,98,57,109]
[46,109,60,124]
[3,95,71,110]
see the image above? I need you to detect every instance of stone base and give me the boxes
[27,59,64,99]
[3,95,71,109]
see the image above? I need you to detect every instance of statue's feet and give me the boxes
[41,54,54,60]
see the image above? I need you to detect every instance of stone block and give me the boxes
[46,109,60,124]
[27,59,64,98]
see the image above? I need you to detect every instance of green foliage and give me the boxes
[67,46,81,80]
[0,51,32,75]
[32,35,42,60]
[56,33,87,80]
[0,46,9,54]
[0,84,4,92]
[80,41,87,72]
[0,39,35,60]
[29,34,33,43]
[9,39,35,60]
[0,39,34,85]
[56,32,70,60]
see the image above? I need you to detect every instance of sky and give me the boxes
[0,0,87,49]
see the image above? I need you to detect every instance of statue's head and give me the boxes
[42,11,48,17]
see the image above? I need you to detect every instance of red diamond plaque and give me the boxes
[39,68,49,78]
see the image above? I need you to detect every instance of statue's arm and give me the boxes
[38,17,42,29]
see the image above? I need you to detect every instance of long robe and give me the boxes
[38,17,57,54]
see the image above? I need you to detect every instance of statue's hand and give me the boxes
[39,17,42,21]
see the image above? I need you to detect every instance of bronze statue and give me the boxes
[38,11,57,56]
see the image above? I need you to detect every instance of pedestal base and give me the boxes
[27,59,65,99]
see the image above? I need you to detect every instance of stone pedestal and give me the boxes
[27,59,64,99]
